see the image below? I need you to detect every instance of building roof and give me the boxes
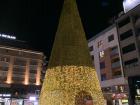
[116,4,140,22]
[0,38,43,55]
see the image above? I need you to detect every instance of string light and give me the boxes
[39,66,105,105]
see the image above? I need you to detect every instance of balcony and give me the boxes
[111,61,121,69]
[30,65,38,70]
[0,62,9,67]
[0,71,7,77]
[12,74,24,78]
[101,77,127,87]
[110,49,119,57]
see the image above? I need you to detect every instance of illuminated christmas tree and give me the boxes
[39,0,105,104]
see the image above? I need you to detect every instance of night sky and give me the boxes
[0,0,123,58]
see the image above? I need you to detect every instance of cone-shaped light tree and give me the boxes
[39,0,105,104]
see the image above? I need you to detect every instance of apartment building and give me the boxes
[115,2,140,105]
[88,24,128,105]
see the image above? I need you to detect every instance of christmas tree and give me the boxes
[39,0,105,104]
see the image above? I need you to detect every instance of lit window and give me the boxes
[0,56,10,62]
[137,89,140,95]
[97,40,103,48]
[99,51,104,58]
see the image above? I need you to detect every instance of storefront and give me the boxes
[112,93,128,105]
[0,94,11,105]
[0,93,39,105]
[128,76,140,105]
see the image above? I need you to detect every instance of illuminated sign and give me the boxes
[121,99,128,103]
[0,94,11,97]
[0,34,16,39]
[123,0,140,13]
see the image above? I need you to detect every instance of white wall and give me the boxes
[88,26,127,87]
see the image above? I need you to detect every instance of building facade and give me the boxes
[88,24,128,105]
[0,37,44,105]
[116,3,140,105]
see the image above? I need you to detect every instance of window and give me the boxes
[112,58,120,63]
[30,60,38,65]
[89,46,93,51]
[91,55,94,60]
[120,30,133,40]
[118,17,130,27]
[111,46,118,51]
[97,40,103,48]
[113,71,122,76]
[111,46,117,51]
[124,58,138,65]
[1,67,9,71]
[100,62,105,69]
[14,58,26,66]
[0,56,10,62]
[111,58,120,68]
[99,51,104,58]
[111,46,118,55]
[30,70,37,73]
[12,77,24,82]
[122,43,136,54]
[101,74,107,81]
[108,35,114,42]
[13,67,25,72]
[35,90,40,95]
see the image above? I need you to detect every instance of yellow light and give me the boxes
[6,80,12,84]
[36,61,41,86]
[39,66,105,105]
[6,74,12,84]
[36,82,40,86]
[121,99,128,103]
[24,81,29,85]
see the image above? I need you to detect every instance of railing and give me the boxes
[111,49,118,56]
[112,61,121,68]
